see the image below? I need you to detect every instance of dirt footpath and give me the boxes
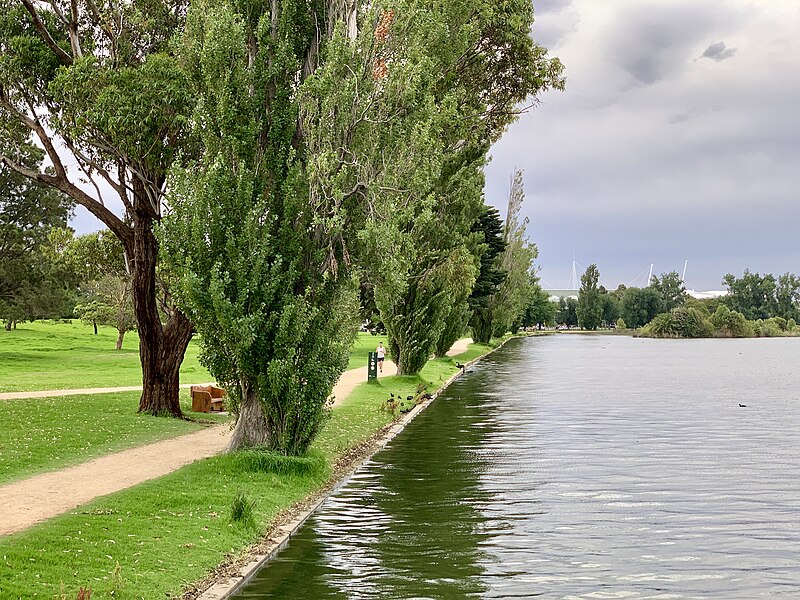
[0,382,214,402]
[0,424,230,536]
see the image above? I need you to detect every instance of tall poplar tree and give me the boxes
[577,264,602,330]
[368,1,564,373]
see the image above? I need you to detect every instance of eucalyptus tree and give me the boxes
[0,0,195,415]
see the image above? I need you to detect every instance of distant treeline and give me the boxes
[543,267,800,339]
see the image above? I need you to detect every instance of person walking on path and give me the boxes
[376,342,386,373]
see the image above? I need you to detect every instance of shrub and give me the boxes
[788,318,797,331]
[672,307,713,338]
[642,312,676,337]
[615,317,626,329]
[754,318,783,338]
[710,305,753,337]
[772,316,788,331]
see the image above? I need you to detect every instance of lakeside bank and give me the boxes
[0,338,510,599]
[189,337,514,600]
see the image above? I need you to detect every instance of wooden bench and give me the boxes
[190,385,226,413]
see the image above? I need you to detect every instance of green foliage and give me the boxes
[722,270,777,321]
[788,318,797,331]
[641,312,676,337]
[163,0,367,454]
[523,285,556,328]
[66,231,135,346]
[230,490,257,529]
[622,286,663,328]
[556,296,578,327]
[487,171,538,339]
[0,0,198,416]
[709,305,753,338]
[671,306,713,338]
[468,206,507,342]
[435,301,472,357]
[615,317,627,329]
[649,271,687,311]
[0,144,74,325]
[577,264,602,330]
[753,318,784,338]
[601,292,621,327]
[357,2,563,369]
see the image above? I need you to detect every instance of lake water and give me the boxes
[236,335,800,598]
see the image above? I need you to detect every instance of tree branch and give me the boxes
[19,0,74,65]
[0,152,131,246]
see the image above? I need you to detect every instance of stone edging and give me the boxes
[195,339,512,600]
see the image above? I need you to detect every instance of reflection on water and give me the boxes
[238,336,800,598]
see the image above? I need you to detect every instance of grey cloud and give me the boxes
[667,113,689,124]
[700,41,737,61]
[606,4,726,85]
[533,0,572,15]
[532,2,579,50]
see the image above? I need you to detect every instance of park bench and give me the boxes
[190,385,226,413]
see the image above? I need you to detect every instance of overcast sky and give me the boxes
[484,0,800,291]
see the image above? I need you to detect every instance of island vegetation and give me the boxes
[550,264,800,339]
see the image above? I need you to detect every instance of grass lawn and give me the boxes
[0,321,211,393]
[0,346,487,600]
[0,392,232,485]
[1,324,394,393]
[346,331,388,371]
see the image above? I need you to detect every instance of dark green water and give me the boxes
[237,335,800,598]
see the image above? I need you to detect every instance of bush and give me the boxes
[615,317,626,329]
[788,318,797,331]
[671,307,713,338]
[642,312,676,337]
[710,305,753,337]
[754,318,783,338]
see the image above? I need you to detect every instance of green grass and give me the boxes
[1,324,391,393]
[0,392,232,485]
[0,345,490,600]
[346,331,388,371]
[0,321,211,393]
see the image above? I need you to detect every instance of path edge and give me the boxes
[192,337,516,600]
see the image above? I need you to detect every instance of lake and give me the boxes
[236,335,800,598]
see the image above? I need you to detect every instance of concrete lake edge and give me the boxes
[191,338,515,600]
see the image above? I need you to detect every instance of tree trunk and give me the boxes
[131,182,194,417]
[4,320,11,331]
[116,328,125,350]
[228,381,272,451]
[93,320,98,335]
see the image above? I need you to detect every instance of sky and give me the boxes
[483,0,800,291]
[68,1,800,292]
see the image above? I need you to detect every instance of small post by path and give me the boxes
[368,352,378,382]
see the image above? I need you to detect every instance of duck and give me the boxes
[739,403,747,407]
[455,362,466,370]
